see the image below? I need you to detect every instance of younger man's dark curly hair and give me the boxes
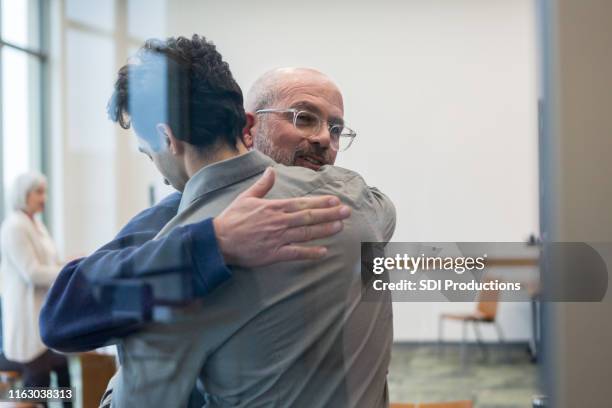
[107,34,246,152]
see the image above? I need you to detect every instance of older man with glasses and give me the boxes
[243,67,357,169]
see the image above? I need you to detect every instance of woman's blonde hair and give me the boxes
[10,171,47,212]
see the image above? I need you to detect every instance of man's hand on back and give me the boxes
[213,167,351,267]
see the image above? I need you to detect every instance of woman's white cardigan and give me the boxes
[0,211,62,363]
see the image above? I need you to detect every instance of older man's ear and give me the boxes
[241,112,256,149]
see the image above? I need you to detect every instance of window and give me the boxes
[0,0,47,219]
[57,0,167,254]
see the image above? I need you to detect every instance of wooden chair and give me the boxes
[0,370,21,390]
[78,352,117,408]
[439,282,504,367]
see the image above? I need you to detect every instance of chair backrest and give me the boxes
[476,281,500,320]
[0,370,20,383]
[79,352,117,408]
[418,401,473,408]
[390,404,416,408]
[0,370,21,394]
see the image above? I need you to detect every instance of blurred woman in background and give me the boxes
[0,171,71,401]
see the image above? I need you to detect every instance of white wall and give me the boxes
[166,0,540,342]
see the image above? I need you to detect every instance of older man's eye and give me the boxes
[329,125,343,139]
[295,111,319,129]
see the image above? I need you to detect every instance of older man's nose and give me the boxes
[309,126,332,148]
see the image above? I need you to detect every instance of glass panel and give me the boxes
[64,28,117,251]
[2,47,41,210]
[1,0,41,50]
[66,0,115,32]
[128,0,166,40]
[66,29,115,153]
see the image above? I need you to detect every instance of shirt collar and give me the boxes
[178,150,275,212]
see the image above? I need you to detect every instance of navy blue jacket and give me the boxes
[39,192,231,352]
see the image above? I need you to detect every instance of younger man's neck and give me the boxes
[185,141,249,178]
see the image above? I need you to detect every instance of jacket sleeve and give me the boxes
[39,194,231,352]
[4,222,61,287]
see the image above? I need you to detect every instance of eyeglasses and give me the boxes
[255,108,357,152]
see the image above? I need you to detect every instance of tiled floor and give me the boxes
[59,344,538,408]
[388,344,540,408]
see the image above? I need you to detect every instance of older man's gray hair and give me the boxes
[10,171,47,212]
[245,67,338,112]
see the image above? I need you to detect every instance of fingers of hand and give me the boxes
[284,205,351,228]
[281,221,344,244]
[239,167,275,199]
[272,245,328,263]
[277,195,342,212]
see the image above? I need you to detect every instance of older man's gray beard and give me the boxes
[254,121,335,167]
[253,133,296,167]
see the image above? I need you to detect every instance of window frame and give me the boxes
[0,0,49,220]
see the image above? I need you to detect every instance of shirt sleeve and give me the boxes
[4,222,60,287]
[368,186,397,243]
[39,194,231,352]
